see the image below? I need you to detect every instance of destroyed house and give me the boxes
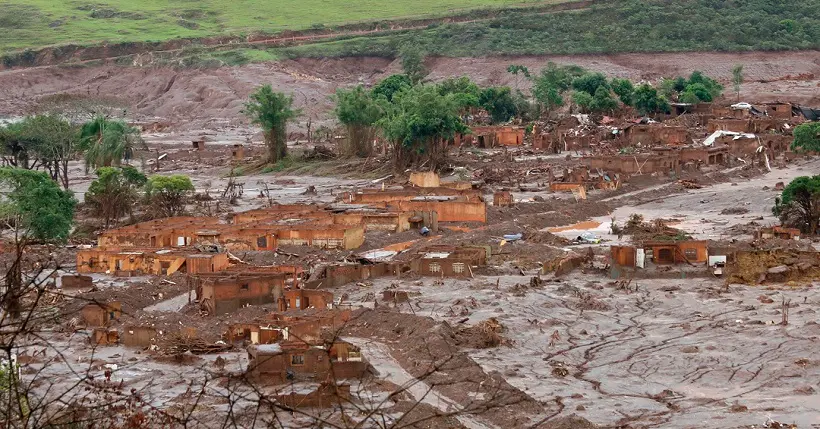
[390,198,486,223]
[97,217,220,249]
[707,117,785,134]
[585,154,681,176]
[240,204,414,233]
[121,326,159,348]
[549,167,620,192]
[409,171,440,188]
[338,187,487,223]
[622,124,689,146]
[96,215,366,251]
[81,302,122,327]
[77,249,229,276]
[270,224,365,250]
[757,226,801,240]
[281,290,334,312]
[493,191,514,207]
[232,204,326,224]
[223,264,305,282]
[717,134,791,158]
[610,241,709,267]
[762,102,793,119]
[248,340,367,383]
[341,187,483,204]
[303,262,394,289]
[409,245,488,277]
[330,210,413,233]
[191,273,288,315]
[226,309,352,345]
[61,274,93,290]
[273,382,351,409]
[652,146,728,166]
[454,126,525,147]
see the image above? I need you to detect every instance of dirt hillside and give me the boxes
[1,51,817,131]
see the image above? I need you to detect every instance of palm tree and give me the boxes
[80,116,141,172]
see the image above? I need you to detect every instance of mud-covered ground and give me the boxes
[1,51,818,136]
[336,272,820,428]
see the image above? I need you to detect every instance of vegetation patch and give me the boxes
[0,4,44,29]
[1,0,565,51]
[280,0,819,58]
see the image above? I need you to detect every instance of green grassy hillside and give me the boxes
[0,0,567,51]
[279,0,819,58]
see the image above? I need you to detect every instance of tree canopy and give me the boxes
[633,84,670,115]
[791,122,820,153]
[610,78,635,106]
[660,71,723,103]
[531,62,584,111]
[145,175,195,218]
[80,116,141,172]
[243,85,301,163]
[371,74,412,102]
[478,87,518,124]
[377,85,467,169]
[85,166,146,228]
[571,72,610,96]
[335,85,385,157]
[774,175,820,234]
[732,64,744,101]
[438,77,481,111]
[0,167,76,242]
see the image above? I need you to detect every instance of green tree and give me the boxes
[85,166,147,228]
[0,168,76,318]
[610,78,635,106]
[478,87,518,123]
[571,72,609,96]
[334,86,385,157]
[0,168,75,243]
[0,115,82,188]
[791,122,820,153]
[774,175,820,234]
[243,85,301,163]
[371,74,412,102]
[399,44,427,85]
[571,91,594,113]
[506,64,530,90]
[512,90,539,122]
[377,85,467,169]
[0,121,39,170]
[23,115,81,189]
[80,116,141,172]
[145,175,195,218]
[679,91,701,105]
[687,71,723,100]
[633,84,670,115]
[732,64,744,101]
[658,78,679,99]
[683,83,714,102]
[590,86,618,113]
[532,62,584,112]
[438,77,481,111]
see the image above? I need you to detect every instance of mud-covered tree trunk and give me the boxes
[344,124,376,158]
[265,127,288,163]
[392,137,447,171]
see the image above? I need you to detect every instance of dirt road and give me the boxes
[1,51,817,134]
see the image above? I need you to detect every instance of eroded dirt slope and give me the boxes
[1,51,818,131]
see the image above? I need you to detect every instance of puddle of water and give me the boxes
[548,220,602,232]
